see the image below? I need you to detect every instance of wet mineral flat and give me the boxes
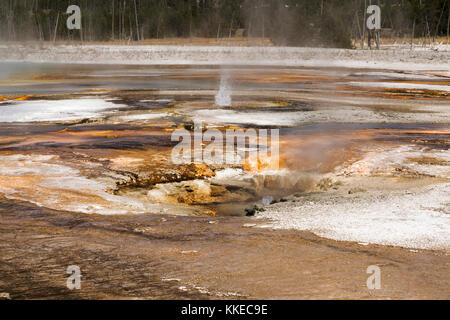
[0,62,448,299]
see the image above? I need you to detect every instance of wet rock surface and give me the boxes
[0,198,449,300]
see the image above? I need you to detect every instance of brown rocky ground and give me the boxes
[0,196,448,300]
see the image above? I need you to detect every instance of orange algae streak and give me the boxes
[0,95,33,102]
[13,95,33,101]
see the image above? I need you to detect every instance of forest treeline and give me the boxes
[0,0,449,48]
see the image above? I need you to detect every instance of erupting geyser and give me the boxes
[215,71,232,107]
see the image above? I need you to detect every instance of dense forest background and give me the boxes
[0,0,449,48]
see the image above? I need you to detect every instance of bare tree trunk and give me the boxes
[53,12,59,43]
[34,0,43,41]
[262,10,265,45]
[362,0,367,49]
[216,22,221,43]
[128,2,133,43]
[355,5,362,45]
[248,18,252,42]
[8,0,16,41]
[80,1,84,44]
[122,0,125,41]
[189,7,193,44]
[89,1,93,41]
[411,20,415,50]
[133,0,140,41]
[229,12,234,45]
[121,0,125,42]
[112,0,115,41]
[447,8,450,45]
[425,16,431,46]
[36,15,43,41]
[7,0,11,41]
[377,0,381,48]
[434,2,446,43]
[156,13,161,39]
[119,0,121,41]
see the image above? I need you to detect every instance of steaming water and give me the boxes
[0,62,449,251]
[215,72,232,107]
